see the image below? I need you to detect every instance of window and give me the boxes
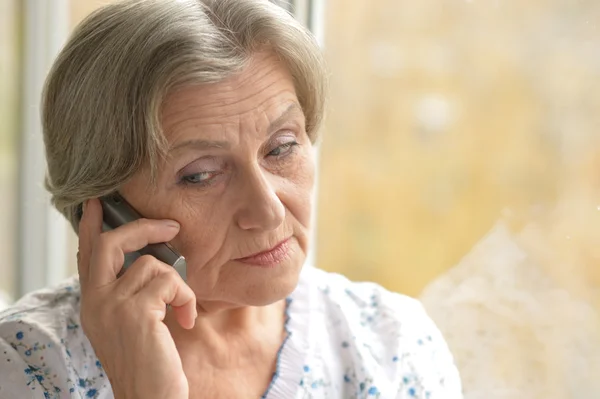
[0,1,21,306]
[317,0,600,396]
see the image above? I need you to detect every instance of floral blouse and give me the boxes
[0,266,462,398]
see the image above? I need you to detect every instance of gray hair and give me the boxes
[42,0,327,232]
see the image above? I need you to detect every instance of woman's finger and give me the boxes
[116,255,174,296]
[78,199,103,284]
[88,217,180,287]
[137,271,197,330]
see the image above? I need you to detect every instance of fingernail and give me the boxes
[164,220,180,229]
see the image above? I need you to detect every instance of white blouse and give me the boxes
[0,266,462,398]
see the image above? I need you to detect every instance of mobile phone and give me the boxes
[99,193,187,281]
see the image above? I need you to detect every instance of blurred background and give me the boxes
[1,0,600,397]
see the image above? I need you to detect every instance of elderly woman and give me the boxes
[0,0,462,398]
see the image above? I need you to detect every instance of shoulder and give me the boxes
[0,277,107,399]
[302,266,440,337]
[0,276,82,346]
[299,266,463,398]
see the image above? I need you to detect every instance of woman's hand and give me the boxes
[77,198,196,399]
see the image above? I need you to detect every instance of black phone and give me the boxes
[98,193,187,280]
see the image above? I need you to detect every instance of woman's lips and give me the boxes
[235,238,292,267]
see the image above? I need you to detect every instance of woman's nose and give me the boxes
[235,167,285,231]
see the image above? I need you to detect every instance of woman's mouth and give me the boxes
[235,238,292,267]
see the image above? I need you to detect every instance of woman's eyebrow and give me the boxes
[267,103,303,136]
[168,139,230,154]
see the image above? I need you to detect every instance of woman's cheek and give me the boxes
[284,156,315,228]
[172,198,229,259]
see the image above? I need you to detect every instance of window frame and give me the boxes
[17,0,70,298]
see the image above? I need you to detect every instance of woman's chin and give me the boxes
[189,252,305,308]
[234,257,304,306]
[228,240,306,305]
[246,275,301,306]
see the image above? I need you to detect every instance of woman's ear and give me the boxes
[72,203,85,236]
[75,203,84,223]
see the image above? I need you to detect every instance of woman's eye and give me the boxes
[180,171,217,185]
[268,141,299,157]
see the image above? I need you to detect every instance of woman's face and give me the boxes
[121,53,315,309]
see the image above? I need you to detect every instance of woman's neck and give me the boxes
[164,298,287,365]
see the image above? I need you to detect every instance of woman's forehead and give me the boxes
[162,53,297,118]
[161,54,301,141]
